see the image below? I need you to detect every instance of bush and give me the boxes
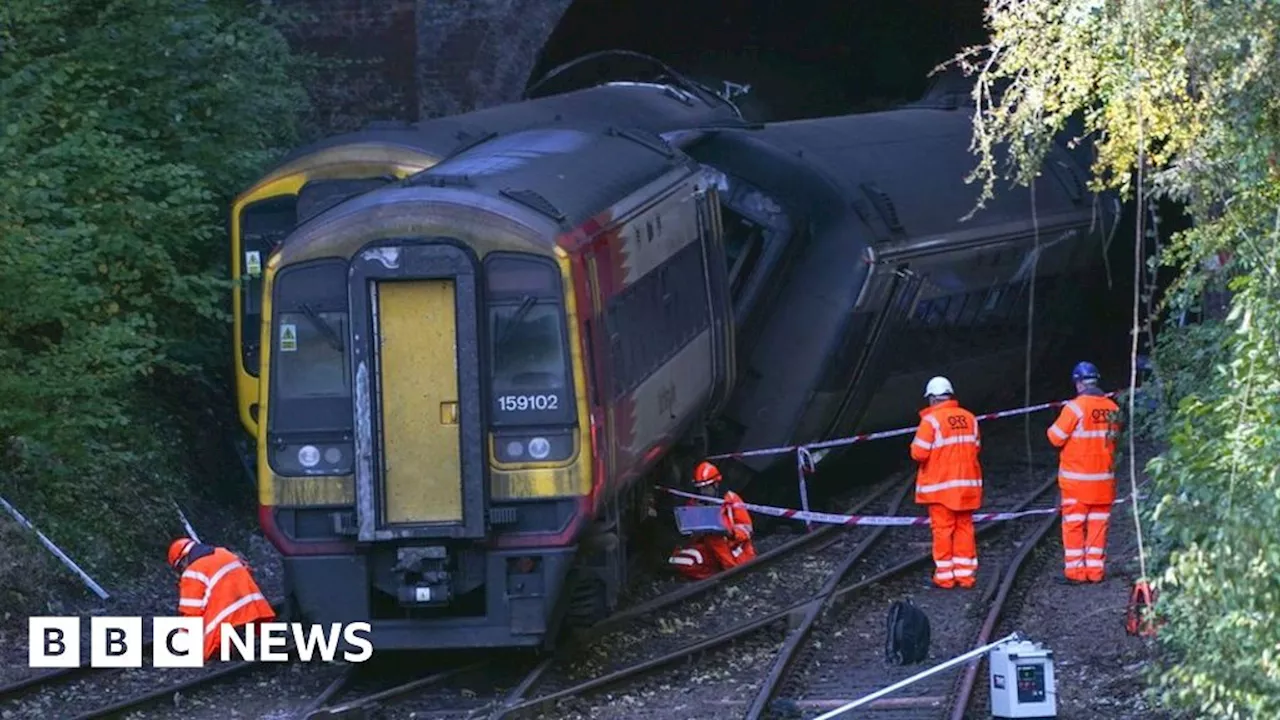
[954,1,1280,715]
[0,0,308,586]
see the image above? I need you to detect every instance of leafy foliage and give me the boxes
[0,0,307,583]
[954,1,1280,716]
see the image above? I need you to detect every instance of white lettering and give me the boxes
[497,394,559,412]
[291,623,342,662]
[259,622,290,661]
[153,617,204,668]
[342,623,374,662]
[220,622,255,662]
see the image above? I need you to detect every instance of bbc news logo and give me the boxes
[29,617,373,668]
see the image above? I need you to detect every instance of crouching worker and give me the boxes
[168,537,275,661]
[667,461,757,580]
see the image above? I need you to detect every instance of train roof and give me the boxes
[278,125,698,263]
[265,81,746,176]
[690,106,1092,243]
[399,125,696,231]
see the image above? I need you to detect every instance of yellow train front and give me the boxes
[256,126,735,649]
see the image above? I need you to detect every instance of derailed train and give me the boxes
[238,77,1115,650]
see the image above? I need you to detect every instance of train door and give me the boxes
[348,244,488,541]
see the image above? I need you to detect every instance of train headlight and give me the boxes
[492,432,574,464]
[527,437,551,460]
[323,447,342,464]
[298,445,320,468]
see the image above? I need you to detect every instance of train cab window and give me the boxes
[485,254,575,426]
[267,260,352,436]
[239,196,298,377]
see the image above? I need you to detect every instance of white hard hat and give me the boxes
[924,376,954,398]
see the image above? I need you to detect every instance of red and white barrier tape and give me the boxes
[706,392,1121,462]
[662,486,1138,528]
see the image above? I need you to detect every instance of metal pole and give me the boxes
[811,632,1020,720]
[174,501,201,543]
[0,495,110,600]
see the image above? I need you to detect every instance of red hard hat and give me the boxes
[168,538,195,568]
[692,461,722,487]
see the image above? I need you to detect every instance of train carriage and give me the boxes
[672,94,1118,492]
[256,126,735,648]
[231,80,747,468]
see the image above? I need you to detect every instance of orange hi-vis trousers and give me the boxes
[928,505,976,588]
[1062,498,1110,582]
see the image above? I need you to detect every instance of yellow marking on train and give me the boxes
[376,279,463,524]
[273,475,355,507]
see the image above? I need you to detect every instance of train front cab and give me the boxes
[257,225,594,650]
[231,142,444,472]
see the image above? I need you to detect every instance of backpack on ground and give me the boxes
[885,598,931,665]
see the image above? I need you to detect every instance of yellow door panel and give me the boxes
[376,279,463,524]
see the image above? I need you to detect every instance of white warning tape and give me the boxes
[661,486,1139,528]
[706,392,1121,462]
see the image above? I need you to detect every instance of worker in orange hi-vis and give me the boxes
[1048,362,1122,584]
[910,376,984,589]
[168,538,276,661]
[667,461,757,580]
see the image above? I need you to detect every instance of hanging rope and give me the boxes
[1127,0,1151,584]
[1023,178,1040,487]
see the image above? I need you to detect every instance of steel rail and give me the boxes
[744,474,916,718]
[760,474,1061,716]
[948,510,1060,720]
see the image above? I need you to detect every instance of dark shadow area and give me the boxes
[531,0,989,120]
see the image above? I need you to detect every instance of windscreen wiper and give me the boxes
[300,303,344,352]
[494,295,537,356]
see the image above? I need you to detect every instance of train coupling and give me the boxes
[393,546,452,606]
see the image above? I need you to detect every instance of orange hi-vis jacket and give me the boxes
[911,399,983,511]
[719,490,754,549]
[1048,391,1121,504]
[178,546,275,661]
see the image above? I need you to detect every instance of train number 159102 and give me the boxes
[497,394,559,412]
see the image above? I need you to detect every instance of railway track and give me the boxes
[0,602,288,720]
[296,472,913,720]
[763,472,1062,720]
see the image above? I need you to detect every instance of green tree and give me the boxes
[0,0,307,597]
[955,1,1280,716]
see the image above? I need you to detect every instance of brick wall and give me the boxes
[273,0,572,134]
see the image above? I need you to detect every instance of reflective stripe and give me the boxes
[1063,513,1087,522]
[1071,429,1110,439]
[952,557,977,566]
[934,571,955,580]
[734,524,753,538]
[1086,512,1110,521]
[179,598,205,608]
[731,545,744,558]
[1065,560,1085,569]
[934,560,954,568]
[1049,425,1069,439]
[1059,470,1114,481]
[668,556,694,566]
[1086,547,1105,555]
[913,438,933,450]
[204,592,266,637]
[682,549,705,565]
[953,568,975,578]
[1084,559,1105,568]
[182,570,211,585]
[200,561,244,607]
[917,479,982,494]
[933,434,978,447]
[1064,549,1084,557]
[1067,401,1083,418]
[926,415,941,432]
